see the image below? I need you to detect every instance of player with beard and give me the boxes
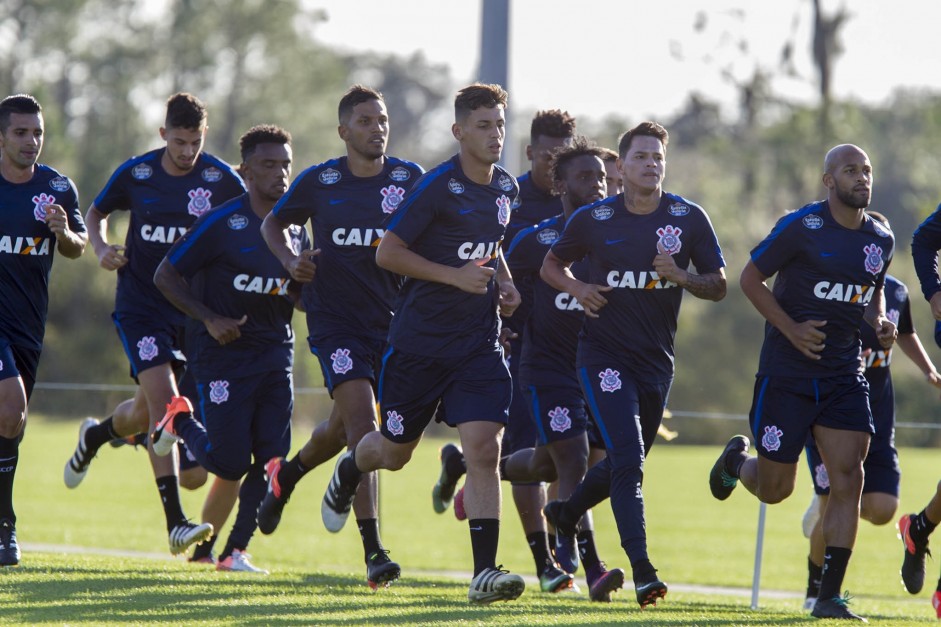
[257,86,422,589]
[0,94,86,566]
[542,122,727,608]
[66,93,245,555]
[710,144,896,621]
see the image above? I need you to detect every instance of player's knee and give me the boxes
[380,441,413,471]
[0,407,25,439]
[179,467,208,490]
[860,495,898,525]
[757,480,793,504]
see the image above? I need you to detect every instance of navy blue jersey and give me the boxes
[505,171,562,247]
[751,201,894,378]
[166,194,310,377]
[551,193,725,382]
[94,149,245,323]
[504,212,564,333]
[386,154,519,357]
[862,275,913,389]
[508,215,585,383]
[272,156,423,340]
[912,202,941,301]
[0,165,84,350]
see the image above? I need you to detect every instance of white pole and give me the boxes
[751,501,767,610]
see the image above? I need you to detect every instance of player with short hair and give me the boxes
[257,85,422,589]
[0,94,87,566]
[710,144,895,621]
[71,92,245,555]
[541,121,727,608]
[320,83,526,604]
[600,147,623,198]
[152,124,302,574]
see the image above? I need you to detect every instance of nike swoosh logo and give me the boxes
[469,526,483,531]
[820,252,835,257]
[605,238,625,245]
[458,208,475,215]
[329,199,346,205]
[240,246,257,253]
[143,198,159,204]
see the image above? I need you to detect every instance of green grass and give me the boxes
[3,418,939,624]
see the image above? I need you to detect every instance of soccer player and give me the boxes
[257,85,422,589]
[71,92,245,555]
[152,124,302,574]
[541,121,727,608]
[0,94,87,566]
[319,83,526,604]
[710,144,896,621]
[800,251,941,609]
[600,147,623,198]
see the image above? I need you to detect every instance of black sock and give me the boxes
[85,416,118,452]
[446,450,467,480]
[818,546,852,601]
[469,518,500,576]
[277,454,309,493]
[726,450,747,477]
[577,529,601,570]
[548,532,557,558]
[0,435,18,523]
[913,509,938,544]
[358,518,383,559]
[526,531,553,575]
[191,534,218,560]
[631,558,657,584]
[807,556,822,598]
[338,447,363,485]
[156,476,186,531]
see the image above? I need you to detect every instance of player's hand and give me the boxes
[499,327,518,354]
[286,248,320,283]
[498,279,520,317]
[873,316,897,349]
[43,204,71,238]
[930,292,941,320]
[652,241,687,285]
[925,370,941,397]
[451,258,495,294]
[573,282,614,318]
[205,314,247,345]
[96,243,128,271]
[784,319,827,360]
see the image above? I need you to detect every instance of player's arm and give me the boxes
[740,259,826,360]
[43,204,86,259]
[540,249,612,319]
[376,230,494,295]
[896,332,941,391]
[863,283,897,349]
[652,246,726,301]
[153,258,246,346]
[495,247,520,317]
[260,212,320,283]
[85,204,127,271]
[912,206,941,318]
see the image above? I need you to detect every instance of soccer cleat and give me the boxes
[168,520,213,555]
[802,494,822,539]
[0,519,20,567]
[453,486,467,521]
[432,443,464,513]
[709,435,749,500]
[151,396,192,457]
[588,563,625,602]
[216,549,268,574]
[543,500,578,573]
[803,596,817,611]
[188,554,216,565]
[257,457,291,535]
[811,592,867,622]
[635,577,668,608]
[933,590,941,619]
[322,451,359,533]
[468,566,525,604]
[539,562,575,593]
[366,549,401,590]
[898,513,930,594]
[63,417,99,489]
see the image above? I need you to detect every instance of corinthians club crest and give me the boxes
[656,225,682,255]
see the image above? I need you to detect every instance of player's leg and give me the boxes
[802,438,830,609]
[0,342,30,567]
[189,476,239,564]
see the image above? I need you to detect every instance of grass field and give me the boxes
[3,417,940,625]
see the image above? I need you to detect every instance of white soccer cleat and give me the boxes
[468,566,525,604]
[168,520,213,555]
[216,549,268,574]
[64,417,99,489]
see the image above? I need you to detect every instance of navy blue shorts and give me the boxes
[193,369,293,479]
[804,375,899,497]
[578,364,671,459]
[0,338,41,401]
[378,346,511,444]
[309,333,384,396]
[113,312,185,379]
[750,374,873,465]
[521,382,588,446]
[503,338,537,454]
